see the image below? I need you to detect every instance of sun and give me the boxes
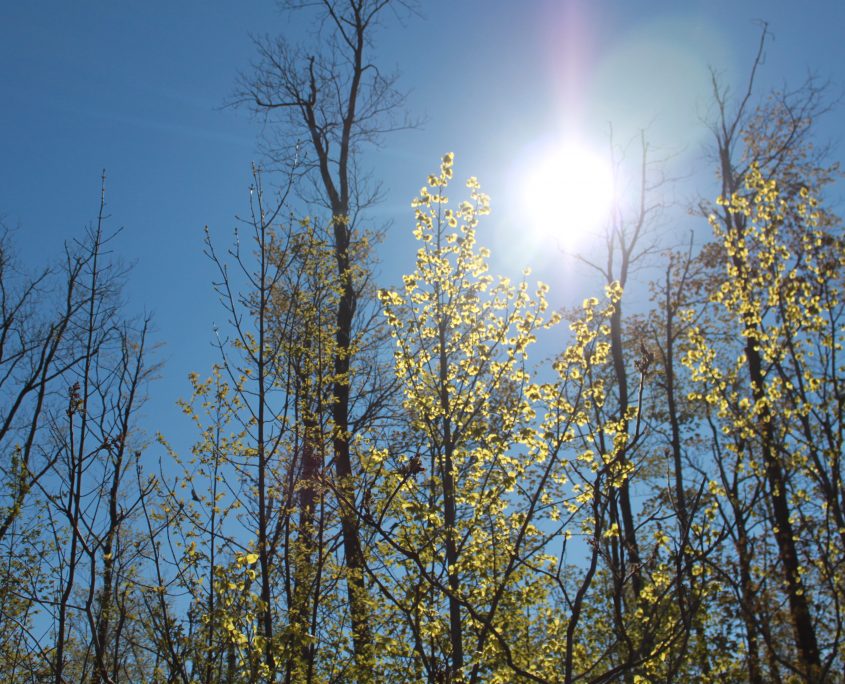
[519,141,615,251]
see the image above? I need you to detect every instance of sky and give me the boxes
[2,0,843,451]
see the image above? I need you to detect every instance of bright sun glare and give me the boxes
[519,142,615,251]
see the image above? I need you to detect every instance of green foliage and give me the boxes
[374,153,561,680]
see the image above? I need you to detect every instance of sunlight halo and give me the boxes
[518,141,614,251]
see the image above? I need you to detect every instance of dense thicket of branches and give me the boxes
[1,7,843,683]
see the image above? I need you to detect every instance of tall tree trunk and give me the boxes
[743,334,821,676]
[331,214,374,678]
[438,316,463,678]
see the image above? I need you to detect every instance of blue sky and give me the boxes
[2,1,843,450]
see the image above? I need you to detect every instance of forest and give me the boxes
[1,2,844,683]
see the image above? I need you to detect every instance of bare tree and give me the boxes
[0,177,158,682]
[46,181,157,684]
[0,228,88,679]
[234,2,416,677]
